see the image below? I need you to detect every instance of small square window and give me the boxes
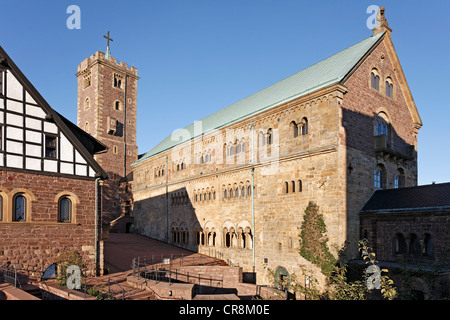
[45,135,57,158]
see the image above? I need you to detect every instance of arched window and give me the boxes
[298,180,303,192]
[267,129,273,145]
[394,169,405,189]
[247,185,252,197]
[385,78,394,98]
[290,121,298,138]
[394,233,407,254]
[291,181,296,193]
[371,69,380,91]
[423,233,433,257]
[285,181,289,194]
[375,117,389,136]
[84,97,90,110]
[374,164,385,189]
[58,196,72,223]
[13,194,26,222]
[114,101,121,111]
[228,144,234,156]
[300,118,308,135]
[409,233,421,256]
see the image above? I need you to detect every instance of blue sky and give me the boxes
[1,0,449,185]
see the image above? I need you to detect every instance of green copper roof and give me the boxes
[134,32,384,164]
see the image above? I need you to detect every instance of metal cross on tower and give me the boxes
[104,31,113,59]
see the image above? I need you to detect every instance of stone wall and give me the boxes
[0,170,99,276]
[360,211,450,265]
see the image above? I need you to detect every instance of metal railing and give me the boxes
[107,277,125,300]
[0,264,22,289]
[131,255,224,288]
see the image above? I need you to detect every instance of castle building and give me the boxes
[130,9,422,285]
[0,45,108,276]
[76,35,139,226]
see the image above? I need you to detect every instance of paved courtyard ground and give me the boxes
[86,233,217,299]
[103,233,195,274]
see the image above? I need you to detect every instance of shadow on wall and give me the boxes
[342,107,417,256]
[133,186,202,252]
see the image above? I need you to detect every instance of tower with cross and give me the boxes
[75,33,139,225]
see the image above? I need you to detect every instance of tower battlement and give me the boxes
[76,51,138,77]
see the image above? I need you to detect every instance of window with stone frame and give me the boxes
[83,76,91,89]
[0,195,3,221]
[423,233,433,257]
[374,164,385,189]
[301,118,309,135]
[13,194,26,222]
[113,73,123,89]
[290,121,299,138]
[84,97,90,110]
[371,69,380,91]
[394,168,405,189]
[385,77,394,98]
[58,196,72,223]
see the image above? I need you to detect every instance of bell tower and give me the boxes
[76,32,139,224]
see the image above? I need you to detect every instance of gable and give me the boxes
[341,32,422,132]
[0,46,107,179]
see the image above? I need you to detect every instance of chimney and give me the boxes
[373,7,392,36]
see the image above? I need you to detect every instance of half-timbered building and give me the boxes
[0,45,108,276]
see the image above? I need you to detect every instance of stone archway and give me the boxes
[274,266,290,290]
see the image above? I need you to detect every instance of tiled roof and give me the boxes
[135,32,385,164]
[361,183,450,213]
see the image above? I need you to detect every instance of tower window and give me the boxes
[113,145,118,154]
[83,76,91,88]
[114,101,121,111]
[114,74,123,89]
[84,97,90,110]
